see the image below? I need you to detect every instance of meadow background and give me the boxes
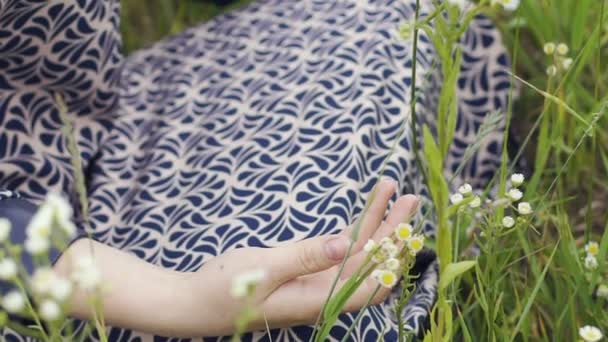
[119,0,608,340]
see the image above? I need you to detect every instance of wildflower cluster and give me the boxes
[583,241,600,271]
[365,223,424,289]
[543,42,573,77]
[495,174,532,230]
[451,182,481,209]
[451,173,532,238]
[0,193,102,330]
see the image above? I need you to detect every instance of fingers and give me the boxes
[346,195,420,307]
[264,234,351,285]
[341,195,419,277]
[349,178,398,251]
[371,194,419,240]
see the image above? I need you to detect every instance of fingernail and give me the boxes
[380,176,398,192]
[324,236,349,260]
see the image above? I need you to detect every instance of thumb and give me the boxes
[266,235,351,284]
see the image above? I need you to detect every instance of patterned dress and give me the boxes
[0,0,512,340]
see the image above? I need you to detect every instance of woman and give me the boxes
[0,0,512,340]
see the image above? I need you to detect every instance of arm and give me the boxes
[20,178,416,338]
[54,239,196,337]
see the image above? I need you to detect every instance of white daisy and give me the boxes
[508,188,523,202]
[2,291,25,313]
[363,239,378,253]
[450,193,464,205]
[579,325,603,342]
[556,43,569,56]
[543,42,556,55]
[230,269,266,299]
[458,183,473,196]
[469,196,481,208]
[395,223,413,241]
[0,258,17,280]
[502,216,515,228]
[517,202,533,215]
[39,299,61,321]
[585,241,599,256]
[0,218,11,242]
[510,173,525,187]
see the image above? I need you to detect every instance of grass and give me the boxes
[119,0,608,340]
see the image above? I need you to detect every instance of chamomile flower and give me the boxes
[507,188,523,202]
[384,258,400,271]
[556,43,569,56]
[0,218,10,242]
[372,250,387,263]
[493,0,520,11]
[562,58,573,70]
[469,196,481,208]
[517,202,533,215]
[0,258,17,280]
[395,223,413,241]
[597,284,608,298]
[379,237,393,246]
[46,193,73,226]
[579,325,603,342]
[363,239,378,253]
[25,235,50,255]
[502,216,515,228]
[32,268,57,295]
[50,277,73,302]
[585,241,599,256]
[585,254,598,270]
[546,65,557,76]
[510,173,525,187]
[374,270,398,288]
[381,241,399,258]
[543,42,556,55]
[458,183,473,196]
[450,193,464,205]
[27,205,53,239]
[39,299,61,321]
[2,291,25,313]
[73,256,102,291]
[407,235,425,256]
[230,269,266,299]
[60,221,77,238]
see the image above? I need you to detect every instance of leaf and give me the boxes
[315,272,370,341]
[509,241,560,342]
[438,261,477,291]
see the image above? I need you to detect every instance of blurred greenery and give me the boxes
[120,0,250,53]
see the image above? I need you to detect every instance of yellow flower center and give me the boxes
[410,239,423,251]
[381,272,395,286]
[398,228,411,239]
[588,244,599,256]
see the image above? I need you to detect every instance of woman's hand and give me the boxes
[55,178,419,338]
[186,178,420,336]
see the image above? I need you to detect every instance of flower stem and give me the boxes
[338,285,381,342]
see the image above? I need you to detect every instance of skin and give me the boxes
[54,178,419,338]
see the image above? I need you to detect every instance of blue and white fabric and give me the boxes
[0,0,512,340]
